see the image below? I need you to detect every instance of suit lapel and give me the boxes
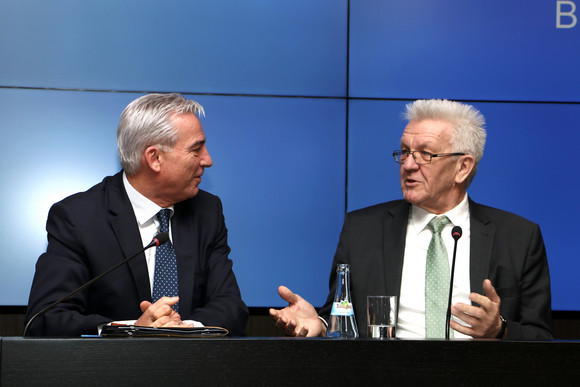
[468,199,494,297]
[172,201,196,318]
[383,201,410,299]
[108,173,153,303]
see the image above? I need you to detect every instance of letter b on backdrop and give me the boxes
[557,1,577,28]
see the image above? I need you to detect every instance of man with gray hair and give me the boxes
[270,99,551,340]
[26,93,248,336]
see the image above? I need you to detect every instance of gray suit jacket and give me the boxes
[319,198,552,340]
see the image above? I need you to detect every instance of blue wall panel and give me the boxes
[0,0,347,96]
[193,95,346,307]
[350,0,580,101]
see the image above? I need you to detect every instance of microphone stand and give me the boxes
[23,232,169,336]
[445,227,462,340]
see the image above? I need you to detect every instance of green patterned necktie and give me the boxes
[425,215,452,338]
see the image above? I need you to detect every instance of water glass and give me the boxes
[367,296,397,339]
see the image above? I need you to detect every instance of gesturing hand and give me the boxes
[450,279,505,338]
[269,286,326,337]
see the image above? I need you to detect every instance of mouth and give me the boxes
[404,177,420,186]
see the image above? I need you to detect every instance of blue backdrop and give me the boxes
[0,0,578,310]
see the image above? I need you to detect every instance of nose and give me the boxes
[201,146,213,168]
[402,152,419,170]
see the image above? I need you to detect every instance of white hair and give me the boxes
[117,93,205,175]
[404,99,487,187]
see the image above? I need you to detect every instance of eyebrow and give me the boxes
[189,139,205,149]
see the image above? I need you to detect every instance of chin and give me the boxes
[402,192,422,206]
[192,184,202,196]
[188,188,200,198]
[177,186,199,202]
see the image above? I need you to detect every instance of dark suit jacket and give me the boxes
[319,199,552,340]
[26,172,248,336]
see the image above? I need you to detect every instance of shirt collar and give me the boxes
[409,193,469,235]
[122,171,174,226]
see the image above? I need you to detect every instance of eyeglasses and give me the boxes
[392,150,465,165]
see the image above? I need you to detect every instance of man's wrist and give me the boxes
[318,316,328,336]
[496,315,507,339]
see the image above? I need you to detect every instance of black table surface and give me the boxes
[2,337,579,386]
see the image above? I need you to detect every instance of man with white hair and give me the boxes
[270,99,551,340]
[26,93,248,336]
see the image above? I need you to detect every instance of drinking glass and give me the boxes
[367,296,397,339]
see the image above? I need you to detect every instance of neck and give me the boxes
[422,190,466,215]
[126,172,174,208]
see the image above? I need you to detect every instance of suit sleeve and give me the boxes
[186,198,248,336]
[502,224,552,340]
[25,202,115,336]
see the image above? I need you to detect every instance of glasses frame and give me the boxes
[392,150,466,165]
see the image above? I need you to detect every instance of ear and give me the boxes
[455,155,475,185]
[143,145,162,173]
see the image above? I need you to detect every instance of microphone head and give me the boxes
[153,232,170,246]
[451,226,463,240]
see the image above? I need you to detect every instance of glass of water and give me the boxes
[367,296,397,339]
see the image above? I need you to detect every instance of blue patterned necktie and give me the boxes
[152,209,179,312]
[425,215,452,338]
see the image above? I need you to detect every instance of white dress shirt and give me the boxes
[122,172,173,290]
[397,194,472,339]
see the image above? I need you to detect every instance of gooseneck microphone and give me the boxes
[445,226,462,340]
[23,232,170,336]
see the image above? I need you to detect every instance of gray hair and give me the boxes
[117,93,205,175]
[404,99,487,187]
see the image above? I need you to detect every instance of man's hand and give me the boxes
[135,296,192,327]
[269,286,326,337]
[450,279,505,338]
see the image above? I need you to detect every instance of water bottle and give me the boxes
[326,264,359,338]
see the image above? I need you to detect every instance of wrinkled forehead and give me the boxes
[401,119,453,149]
